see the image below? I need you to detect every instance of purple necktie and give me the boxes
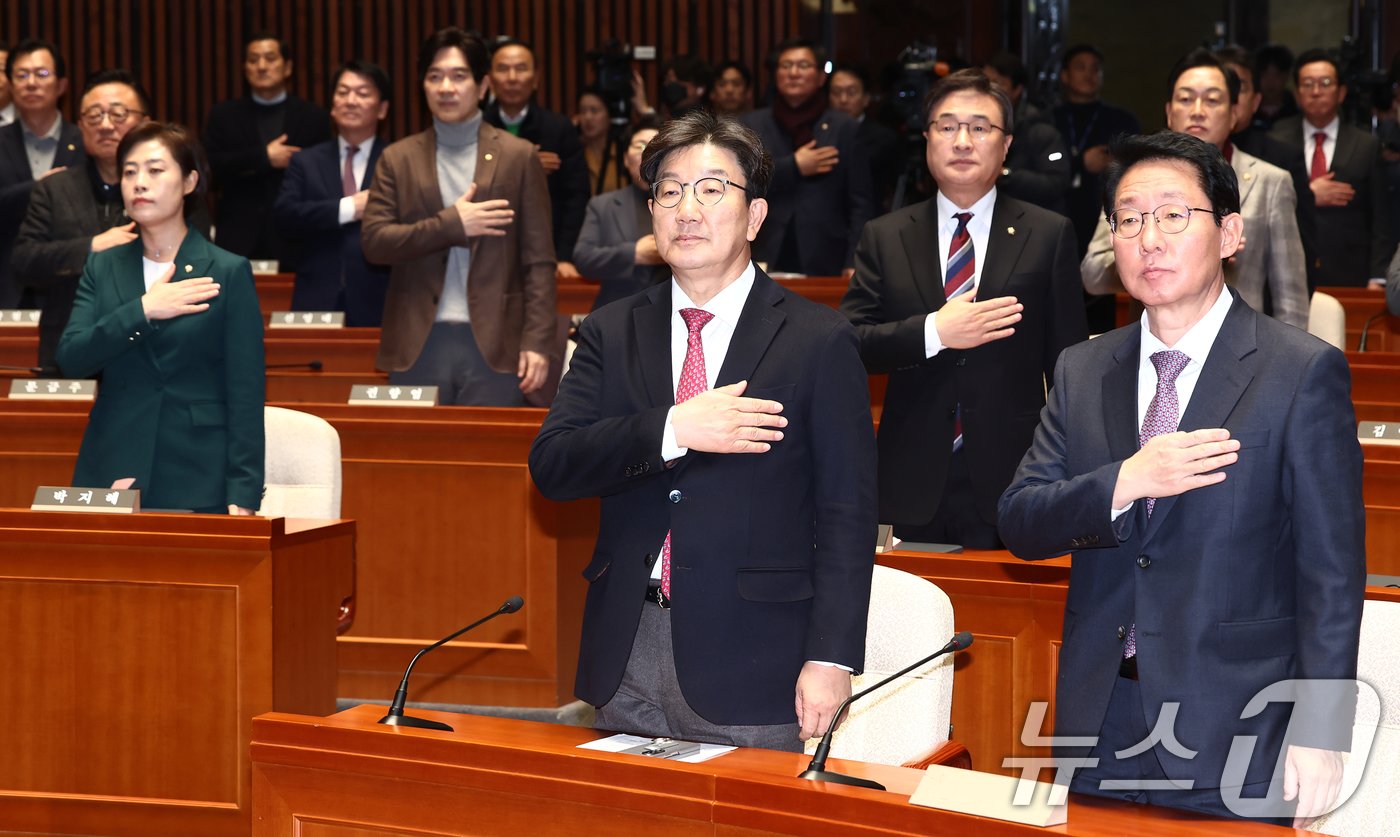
[659,308,714,598]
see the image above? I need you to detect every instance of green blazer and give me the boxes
[56,229,266,510]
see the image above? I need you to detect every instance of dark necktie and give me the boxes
[343,144,360,197]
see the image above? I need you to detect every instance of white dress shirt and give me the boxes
[336,135,377,224]
[924,187,998,357]
[0,102,14,127]
[1302,116,1339,172]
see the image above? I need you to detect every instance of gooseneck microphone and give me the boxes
[0,364,43,374]
[799,631,974,791]
[378,595,524,731]
[265,360,324,371]
[1357,310,1387,353]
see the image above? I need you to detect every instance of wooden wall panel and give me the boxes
[0,1,805,144]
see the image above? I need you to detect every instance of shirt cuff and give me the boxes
[1110,502,1134,521]
[337,195,357,225]
[924,312,946,358]
[661,406,688,461]
[808,660,854,672]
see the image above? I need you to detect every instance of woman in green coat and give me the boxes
[57,122,265,514]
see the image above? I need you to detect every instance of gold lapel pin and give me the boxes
[1007,226,1016,236]
[1243,172,1253,181]
[67,143,75,151]
[820,123,829,130]
[184,264,192,273]
[484,153,493,161]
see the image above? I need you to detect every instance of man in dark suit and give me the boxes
[1270,49,1391,286]
[274,60,392,326]
[742,38,873,278]
[530,110,876,751]
[983,52,1072,215]
[484,39,589,282]
[0,39,85,308]
[361,28,556,407]
[203,32,330,267]
[1000,130,1363,827]
[840,69,1087,549]
[828,64,902,214]
[572,121,668,311]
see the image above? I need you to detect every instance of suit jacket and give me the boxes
[998,292,1365,788]
[361,122,557,373]
[572,185,667,311]
[56,230,266,511]
[1233,128,1319,289]
[857,117,903,214]
[483,100,590,263]
[529,268,877,725]
[0,117,85,307]
[999,101,1071,215]
[840,194,1087,527]
[1081,148,1310,330]
[1270,116,1391,285]
[203,94,331,265]
[741,107,874,275]
[273,137,391,326]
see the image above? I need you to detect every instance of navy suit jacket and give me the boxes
[483,100,589,263]
[273,137,391,326]
[0,118,85,307]
[529,267,877,725]
[999,292,1365,788]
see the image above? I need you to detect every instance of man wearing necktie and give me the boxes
[274,60,392,326]
[840,69,1087,549]
[530,110,877,750]
[1000,130,1364,827]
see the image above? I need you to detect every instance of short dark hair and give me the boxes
[985,51,1028,89]
[333,59,391,103]
[117,121,210,217]
[490,37,536,68]
[7,38,66,79]
[1293,48,1343,86]
[831,63,872,92]
[419,27,489,84]
[1061,44,1103,72]
[576,85,607,108]
[1102,130,1240,222]
[80,69,153,116]
[244,31,291,62]
[640,110,772,200]
[630,113,662,142]
[771,38,826,72]
[1166,48,1240,105]
[1255,44,1294,76]
[665,54,713,88]
[713,59,752,89]
[922,69,1015,133]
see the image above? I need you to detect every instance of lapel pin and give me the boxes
[820,122,829,131]
[184,264,192,273]
[484,153,493,161]
[67,143,75,151]
[1243,172,1253,181]
[1007,226,1016,236]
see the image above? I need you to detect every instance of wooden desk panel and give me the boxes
[1323,286,1397,352]
[0,512,353,837]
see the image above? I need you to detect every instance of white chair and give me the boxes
[257,406,342,519]
[803,565,957,767]
[1311,599,1400,836]
[1309,291,1346,350]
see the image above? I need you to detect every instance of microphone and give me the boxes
[378,595,524,731]
[1357,310,1387,352]
[799,630,973,791]
[265,360,324,371]
[0,364,43,374]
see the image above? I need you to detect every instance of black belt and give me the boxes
[644,585,671,609]
[1119,655,1139,680]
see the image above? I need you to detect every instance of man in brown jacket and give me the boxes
[362,27,556,406]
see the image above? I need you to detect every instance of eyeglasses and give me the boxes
[12,68,54,83]
[1297,77,1337,91]
[777,60,816,72]
[926,116,1006,142]
[1107,204,1217,239]
[651,177,748,208]
[80,105,146,126]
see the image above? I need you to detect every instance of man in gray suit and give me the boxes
[1083,50,1308,331]
[572,119,668,311]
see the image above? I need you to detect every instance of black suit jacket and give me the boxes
[857,117,903,214]
[840,194,1087,527]
[572,185,667,311]
[529,268,877,725]
[203,94,331,265]
[0,118,85,307]
[483,100,589,263]
[273,137,390,326]
[999,101,1071,215]
[999,294,1364,787]
[741,107,874,275]
[1270,116,1391,285]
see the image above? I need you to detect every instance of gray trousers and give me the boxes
[594,601,804,753]
[389,321,525,407]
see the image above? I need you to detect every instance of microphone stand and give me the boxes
[1357,309,1387,352]
[799,631,973,791]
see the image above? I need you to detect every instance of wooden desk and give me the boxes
[0,511,354,837]
[1323,286,1398,352]
[255,273,294,314]
[250,705,1302,836]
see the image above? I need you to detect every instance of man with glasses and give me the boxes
[531,109,876,751]
[1001,129,1362,828]
[841,69,1086,549]
[742,38,873,278]
[1270,49,1390,287]
[1083,50,1309,330]
[0,38,84,308]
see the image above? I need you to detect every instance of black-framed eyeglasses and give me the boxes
[926,116,1006,143]
[651,177,749,208]
[1107,204,1218,239]
[80,105,146,126]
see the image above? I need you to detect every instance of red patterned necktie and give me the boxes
[659,308,715,598]
[1123,349,1191,659]
[1309,132,1327,181]
[343,144,360,197]
[946,212,974,450]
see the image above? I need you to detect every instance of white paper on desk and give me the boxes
[909,765,1068,827]
[577,733,736,763]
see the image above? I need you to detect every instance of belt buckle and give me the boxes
[647,585,671,610]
